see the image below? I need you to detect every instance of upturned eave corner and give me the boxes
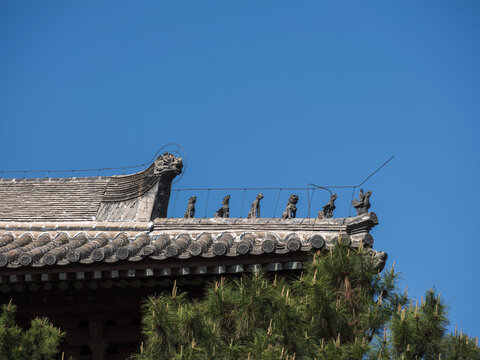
[0,149,387,275]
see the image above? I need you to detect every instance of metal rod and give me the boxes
[240,189,246,218]
[308,187,316,218]
[273,189,282,218]
[348,186,356,217]
[171,190,180,218]
[307,185,310,218]
[204,189,210,218]
[356,155,395,187]
[308,184,334,194]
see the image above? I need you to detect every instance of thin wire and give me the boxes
[273,189,282,218]
[0,163,149,174]
[310,187,316,205]
[204,189,210,218]
[150,143,186,185]
[356,156,394,187]
[240,189,246,218]
[2,151,394,218]
[348,186,357,217]
[171,190,180,218]
[308,187,316,218]
[169,187,317,191]
[0,143,187,177]
[306,185,310,218]
[308,184,334,194]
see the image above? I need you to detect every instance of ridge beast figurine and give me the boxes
[247,193,264,218]
[352,189,372,215]
[150,152,184,220]
[214,195,230,218]
[318,193,337,219]
[282,194,299,219]
[184,196,197,218]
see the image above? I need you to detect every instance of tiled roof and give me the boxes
[0,213,381,270]
[0,177,109,222]
[0,163,159,222]
[0,230,321,268]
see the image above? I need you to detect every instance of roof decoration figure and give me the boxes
[214,195,230,218]
[0,150,387,360]
[0,151,183,222]
[282,194,298,219]
[352,189,372,215]
[150,152,184,220]
[247,193,263,219]
[318,193,337,219]
[184,196,197,219]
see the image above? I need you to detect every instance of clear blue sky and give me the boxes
[1,1,479,338]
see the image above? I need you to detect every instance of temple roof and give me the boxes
[0,154,384,286]
[0,214,381,275]
[0,177,110,222]
[0,157,173,222]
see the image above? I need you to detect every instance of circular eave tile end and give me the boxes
[142,245,155,256]
[310,235,325,249]
[43,254,57,266]
[92,249,105,262]
[67,251,81,263]
[286,238,301,252]
[212,243,227,256]
[363,234,374,246]
[236,242,251,255]
[0,255,9,267]
[19,254,32,266]
[188,243,202,256]
[261,239,276,253]
[116,248,129,260]
[165,245,179,258]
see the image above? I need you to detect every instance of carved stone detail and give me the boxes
[285,234,301,252]
[282,194,298,219]
[352,189,372,215]
[214,195,230,218]
[184,196,197,219]
[247,193,263,218]
[150,153,183,220]
[318,193,337,219]
[367,248,387,271]
[345,212,378,234]
[153,152,183,176]
[309,234,325,249]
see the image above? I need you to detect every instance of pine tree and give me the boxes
[0,301,65,360]
[133,239,480,360]
[368,289,480,360]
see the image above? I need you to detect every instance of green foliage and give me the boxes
[369,290,480,360]
[134,240,480,360]
[0,301,65,360]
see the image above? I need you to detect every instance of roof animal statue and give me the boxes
[318,193,337,219]
[367,247,387,271]
[184,196,196,219]
[351,189,372,215]
[150,152,184,220]
[282,194,299,219]
[214,195,230,218]
[247,193,263,219]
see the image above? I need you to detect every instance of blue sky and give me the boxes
[1,1,479,337]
